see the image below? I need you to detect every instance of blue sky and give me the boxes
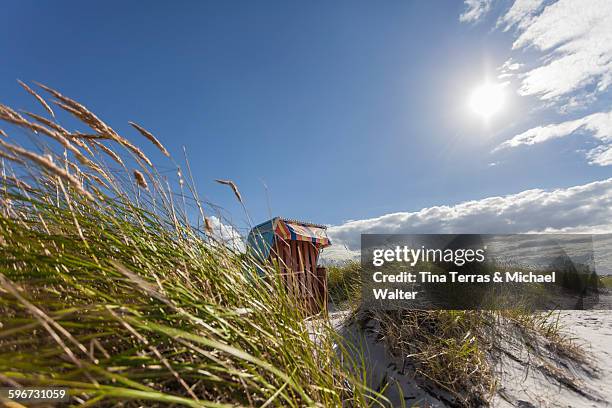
[2,1,611,247]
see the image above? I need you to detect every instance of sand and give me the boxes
[325,306,612,407]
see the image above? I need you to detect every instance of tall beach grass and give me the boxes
[0,82,376,407]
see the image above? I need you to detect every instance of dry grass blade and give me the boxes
[22,110,96,154]
[90,139,124,166]
[52,101,153,167]
[2,175,33,191]
[129,122,170,157]
[0,129,6,137]
[35,82,94,122]
[0,373,22,388]
[87,173,109,190]
[70,132,108,139]
[106,307,199,401]
[134,170,148,189]
[215,179,243,203]
[52,100,84,120]
[0,399,28,408]
[35,83,153,167]
[0,105,27,123]
[22,110,66,134]
[1,105,94,169]
[19,110,90,156]
[0,275,91,372]
[0,139,93,201]
[0,150,24,164]
[32,82,140,159]
[17,80,55,118]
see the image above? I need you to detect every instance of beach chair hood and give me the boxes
[247,217,331,260]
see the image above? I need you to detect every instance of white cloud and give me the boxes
[587,144,612,167]
[465,1,612,107]
[319,245,360,266]
[508,0,612,102]
[496,110,612,165]
[497,0,544,31]
[499,58,523,77]
[324,178,612,262]
[470,1,612,166]
[207,216,245,252]
[460,0,492,23]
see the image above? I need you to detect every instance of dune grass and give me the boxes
[599,275,612,288]
[327,261,362,310]
[0,83,378,407]
[327,261,587,406]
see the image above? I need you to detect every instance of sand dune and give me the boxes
[327,304,612,407]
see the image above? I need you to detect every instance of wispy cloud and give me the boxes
[497,0,545,31]
[324,178,612,261]
[496,110,612,165]
[461,0,612,165]
[507,0,612,104]
[464,0,612,107]
[460,0,492,23]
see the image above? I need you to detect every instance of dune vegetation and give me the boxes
[326,261,589,407]
[0,83,378,407]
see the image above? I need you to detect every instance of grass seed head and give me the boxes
[205,217,214,234]
[17,79,55,118]
[90,140,124,166]
[134,169,148,189]
[0,138,93,201]
[129,121,170,157]
[22,110,66,134]
[215,179,243,203]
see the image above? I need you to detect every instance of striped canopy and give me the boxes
[247,217,331,261]
[274,219,331,246]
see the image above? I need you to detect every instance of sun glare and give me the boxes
[470,82,505,119]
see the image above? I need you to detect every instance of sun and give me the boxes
[469,82,505,119]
